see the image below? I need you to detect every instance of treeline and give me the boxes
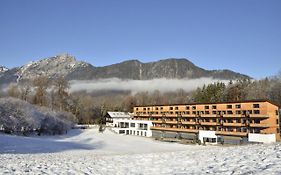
[192,77,281,106]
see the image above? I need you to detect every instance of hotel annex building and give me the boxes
[133,100,280,143]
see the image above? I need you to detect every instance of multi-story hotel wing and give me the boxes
[133,100,280,144]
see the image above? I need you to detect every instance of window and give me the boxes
[170,107,173,110]
[276,110,279,116]
[136,108,138,111]
[186,111,190,114]
[212,105,217,109]
[227,111,233,114]
[119,130,125,134]
[147,108,150,110]
[212,111,217,115]
[254,110,260,114]
[175,107,179,110]
[192,106,196,110]
[205,111,210,114]
[277,128,280,133]
[228,128,234,132]
[227,105,232,109]
[186,106,190,110]
[253,104,260,108]
[130,123,135,127]
[160,107,163,110]
[155,107,159,110]
[235,104,241,109]
[205,106,209,109]
[192,111,196,115]
[277,119,279,124]
[143,108,146,110]
[170,111,174,114]
[254,119,260,124]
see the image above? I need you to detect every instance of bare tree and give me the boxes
[7,84,19,98]
[19,82,31,101]
[33,76,50,106]
[53,76,70,111]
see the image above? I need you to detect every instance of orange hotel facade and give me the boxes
[133,100,280,143]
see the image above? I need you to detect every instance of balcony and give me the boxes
[249,114,269,118]
[181,121,196,125]
[216,131,248,137]
[200,122,218,126]
[200,114,217,118]
[250,123,269,128]
[181,114,197,118]
[165,120,178,124]
[162,114,179,118]
[223,123,245,127]
[150,126,198,133]
[222,114,244,118]
[134,114,151,117]
[151,120,163,124]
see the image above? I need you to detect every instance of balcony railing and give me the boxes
[181,114,197,118]
[181,121,196,125]
[249,114,269,118]
[250,123,270,128]
[200,114,217,118]
[222,114,244,118]
[151,120,163,124]
[200,122,218,126]
[150,126,198,133]
[223,123,245,127]
[216,131,248,137]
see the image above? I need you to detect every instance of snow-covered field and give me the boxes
[1,128,281,175]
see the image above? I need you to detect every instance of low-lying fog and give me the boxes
[70,78,228,94]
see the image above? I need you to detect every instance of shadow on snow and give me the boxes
[0,129,104,154]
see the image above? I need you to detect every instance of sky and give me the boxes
[0,0,280,79]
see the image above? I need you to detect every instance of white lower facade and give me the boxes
[198,130,218,145]
[248,133,276,143]
[110,119,153,137]
[198,130,277,144]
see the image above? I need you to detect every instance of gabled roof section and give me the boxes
[107,112,132,118]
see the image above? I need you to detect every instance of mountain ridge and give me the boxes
[0,54,251,84]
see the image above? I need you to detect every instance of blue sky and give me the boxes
[0,0,280,79]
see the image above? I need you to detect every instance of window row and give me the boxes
[135,104,260,111]
[136,110,260,115]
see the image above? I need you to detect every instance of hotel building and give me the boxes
[133,100,280,143]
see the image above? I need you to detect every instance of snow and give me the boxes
[1,128,281,174]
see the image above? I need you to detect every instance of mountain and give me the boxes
[0,54,94,84]
[85,59,249,80]
[0,66,8,74]
[0,54,250,85]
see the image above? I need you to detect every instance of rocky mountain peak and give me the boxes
[0,66,9,74]
[15,54,92,81]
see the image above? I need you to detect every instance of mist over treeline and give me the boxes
[1,72,281,125]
